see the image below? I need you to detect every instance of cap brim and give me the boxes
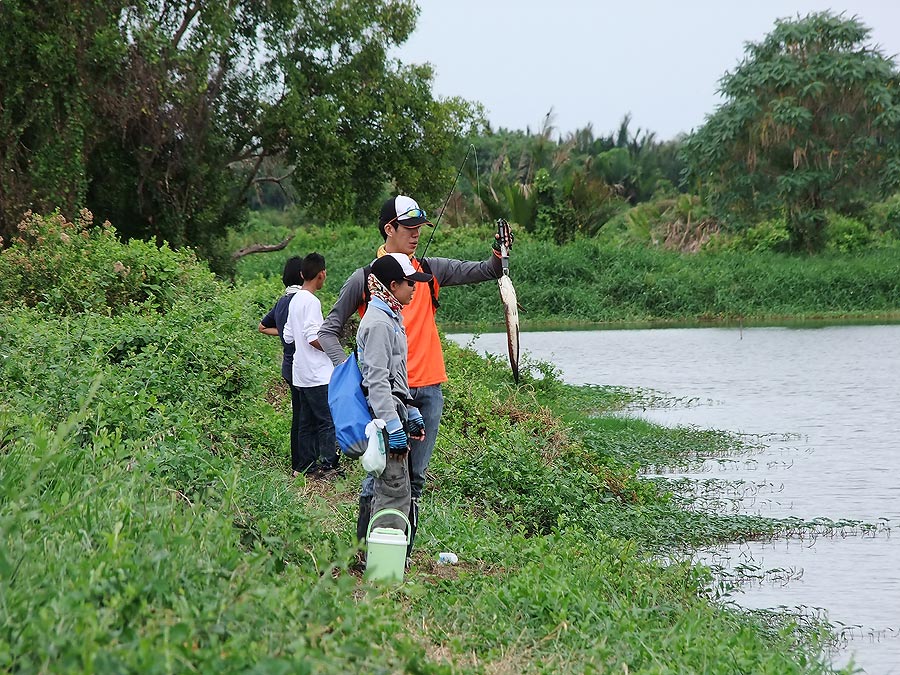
[406,271,433,282]
[397,216,432,228]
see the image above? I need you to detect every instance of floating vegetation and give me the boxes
[742,605,845,658]
[647,476,786,515]
[832,621,900,645]
[740,431,804,443]
[703,559,805,599]
[621,391,719,410]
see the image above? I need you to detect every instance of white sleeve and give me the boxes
[303,296,323,345]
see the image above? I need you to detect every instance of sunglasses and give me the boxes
[405,279,416,287]
[388,207,427,227]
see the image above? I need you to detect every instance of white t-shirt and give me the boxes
[283,289,334,387]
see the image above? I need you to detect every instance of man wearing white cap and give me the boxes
[319,194,512,562]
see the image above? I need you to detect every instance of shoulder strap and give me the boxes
[362,266,372,305]
[417,257,440,310]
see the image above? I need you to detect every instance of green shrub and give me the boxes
[862,192,900,236]
[0,210,217,315]
[596,200,668,247]
[421,235,900,324]
[824,212,872,253]
[595,195,712,250]
[707,217,791,253]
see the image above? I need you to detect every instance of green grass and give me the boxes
[0,212,853,673]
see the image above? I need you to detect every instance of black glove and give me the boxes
[407,406,425,437]
[492,221,514,254]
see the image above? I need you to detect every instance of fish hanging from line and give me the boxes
[496,219,519,383]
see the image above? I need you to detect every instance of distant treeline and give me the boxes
[3,6,899,273]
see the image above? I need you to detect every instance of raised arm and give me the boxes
[426,254,502,287]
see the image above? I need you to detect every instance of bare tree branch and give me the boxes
[231,234,295,260]
[172,2,201,50]
[228,147,266,166]
[253,167,296,185]
[251,168,295,207]
[234,153,266,209]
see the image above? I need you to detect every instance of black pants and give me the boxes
[285,377,303,472]
[296,383,337,472]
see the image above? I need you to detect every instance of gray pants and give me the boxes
[363,398,410,536]
[370,450,411,533]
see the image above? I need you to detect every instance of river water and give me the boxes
[447,325,900,674]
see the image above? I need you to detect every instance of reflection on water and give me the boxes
[448,325,900,674]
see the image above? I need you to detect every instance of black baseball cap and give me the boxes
[371,253,433,286]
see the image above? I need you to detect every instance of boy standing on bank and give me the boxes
[284,253,340,477]
[319,195,512,556]
[357,253,430,531]
[257,256,305,475]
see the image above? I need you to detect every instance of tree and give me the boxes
[0,1,480,266]
[682,12,900,251]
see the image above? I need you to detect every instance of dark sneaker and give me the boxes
[316,464,346,480]
[294,464,321,479]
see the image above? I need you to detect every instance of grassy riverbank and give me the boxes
[232,214,900,328]
[0,213,852,672]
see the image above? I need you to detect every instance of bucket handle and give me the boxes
[366,508,411,541]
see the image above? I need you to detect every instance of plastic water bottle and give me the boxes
[437,551,458,565]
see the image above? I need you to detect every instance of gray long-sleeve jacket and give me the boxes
[319,254,502,367]
[357,299,409,427]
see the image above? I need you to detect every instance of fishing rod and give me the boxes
[417,143,475,260]
[415,143,520,384]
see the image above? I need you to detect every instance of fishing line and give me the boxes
[418,143,475,260]
[474,147,486,227]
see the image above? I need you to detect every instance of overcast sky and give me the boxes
[393,0,900,141]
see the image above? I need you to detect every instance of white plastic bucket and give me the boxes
[365,508,410,582]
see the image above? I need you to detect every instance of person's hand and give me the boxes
[387,427,409,458]
[407,406,426,441]
[492,220,514,255]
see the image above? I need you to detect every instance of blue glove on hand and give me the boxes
[407,406,425,437]
[387,427,409,453]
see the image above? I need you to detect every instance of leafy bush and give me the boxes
[0,276,388,672]
[862,193,900,238]
[0,211,217,315]
[596,200,663,247]
[424,235,900,324]
[705,217,791,253]
[596,195,714,251]
[234,211,900,326]
[824,212,872,253]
